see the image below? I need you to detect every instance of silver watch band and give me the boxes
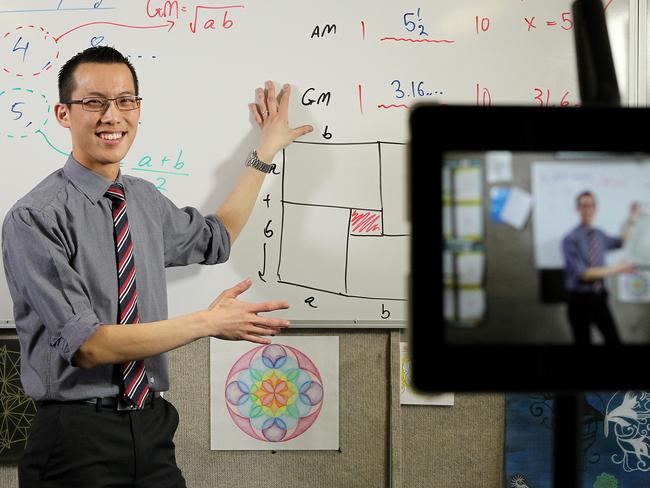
[245,150,273,173]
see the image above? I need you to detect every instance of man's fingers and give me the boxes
[266,81,278,114]
[278,84,291,116]
[256,88,268,120]
[291,125,313,140]
[248,300,290,313]
[242,334,273,345]
[249,103,262,125]
[232,278,253,296]
[247,322,283,335]
[248,315,290,329]
[221,278,253,300]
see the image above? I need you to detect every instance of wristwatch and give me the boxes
[245,150,274,173]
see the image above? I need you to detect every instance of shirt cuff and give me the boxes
[204,214,231,264]
[49,310,102,364]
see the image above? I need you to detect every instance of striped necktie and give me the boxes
[587,229,603,292]
[105,183,150,409]
[588,229,599,266]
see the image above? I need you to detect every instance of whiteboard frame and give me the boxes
[628,0,636,107]
[631,0,643,105]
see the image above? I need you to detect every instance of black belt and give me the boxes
[37,391,161,411]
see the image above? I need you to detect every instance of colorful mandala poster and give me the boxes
[505,392,650,488]
[617,271,650,303]
[399,342,453,406]
[210,336,339,450]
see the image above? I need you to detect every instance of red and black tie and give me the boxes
[587,229,603,292]
[106,183,150,409]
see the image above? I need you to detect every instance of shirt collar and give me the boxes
[577,224,598,239]
[62,155,124,204]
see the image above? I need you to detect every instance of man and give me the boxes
[561,190,638,345]
[1,46,312,487]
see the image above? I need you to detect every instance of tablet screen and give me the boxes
[442,150,650,346]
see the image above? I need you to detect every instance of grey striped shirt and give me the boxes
[2,156,230,401]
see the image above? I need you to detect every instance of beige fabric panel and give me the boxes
[0,329,505,487]
[391,331,505,488]
[400,392,505,487]
[166,330,390,488]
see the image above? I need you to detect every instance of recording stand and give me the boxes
[553,392,585,487]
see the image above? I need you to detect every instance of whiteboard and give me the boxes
[0,0,628,325]
[532,161,650,268]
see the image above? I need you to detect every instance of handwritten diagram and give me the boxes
[277,141,409,302]
[0,1,245,35]
[0,8,198,191]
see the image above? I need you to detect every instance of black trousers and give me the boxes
[567,290,621,345]
[19,396,186,488]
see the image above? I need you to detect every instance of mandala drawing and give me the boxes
[224,344,324,442]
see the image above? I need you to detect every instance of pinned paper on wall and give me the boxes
[210,336,339,450]
[624,203,650,266]
[444,288,485,324]
[443,205,484,240]
[399,343,454,406]
[618,271,650,303]
[454,166,482,201]
[490,187,533,229]
[486,151,513,183]
[444,158,486,326]
[443,161,483,240]
[443,251,484,285]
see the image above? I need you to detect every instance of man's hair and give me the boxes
[58,46,139,103]
[576,190,595,206]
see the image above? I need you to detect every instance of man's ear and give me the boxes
[54,103,71,128]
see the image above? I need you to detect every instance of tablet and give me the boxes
[410,104,650,391]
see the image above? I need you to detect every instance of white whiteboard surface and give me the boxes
[0,0,626,324]
[532,161,650,268]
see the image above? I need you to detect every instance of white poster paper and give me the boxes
[399,343,454,406]
[211,336,339,450]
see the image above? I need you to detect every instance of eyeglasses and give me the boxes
[62,96,142,112]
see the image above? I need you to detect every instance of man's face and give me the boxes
[55,62,139,176]
[577,194,596,225]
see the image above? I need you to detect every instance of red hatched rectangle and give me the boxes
[350,209,382,236]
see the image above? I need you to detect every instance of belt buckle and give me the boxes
[116,395,136,411]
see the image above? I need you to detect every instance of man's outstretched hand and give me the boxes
[249,81,313,163]
[207,278,290,344]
